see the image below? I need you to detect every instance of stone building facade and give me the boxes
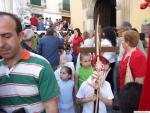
[70,0,150,33]
[0,0,70,22]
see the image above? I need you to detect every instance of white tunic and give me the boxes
[58,80,75,113]
[101,39,116,63]
[76,81,114,113]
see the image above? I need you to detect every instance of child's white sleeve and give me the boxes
[76,82,85,98]
[103,81,114,100]
[54,67,61,81]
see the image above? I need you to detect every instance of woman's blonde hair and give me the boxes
[123,30,140,47]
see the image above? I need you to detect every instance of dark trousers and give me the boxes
[106,62,115,92]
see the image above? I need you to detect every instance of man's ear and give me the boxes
[18,31,24,42]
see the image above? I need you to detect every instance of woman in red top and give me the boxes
[72,28,84,65]
[119,30,147,89]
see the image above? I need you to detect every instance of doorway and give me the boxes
[94,0,116,28]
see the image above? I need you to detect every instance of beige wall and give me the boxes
[46,0,61,13]
[70,0,84,32]
[130,0,150,32]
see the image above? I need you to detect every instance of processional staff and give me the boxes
[94,15,101,113]
[93,15,111,113]
[93,14,101,113]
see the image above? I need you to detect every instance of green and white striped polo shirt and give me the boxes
[0,50,60,113]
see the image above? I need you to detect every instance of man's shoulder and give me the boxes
[132,48,146,59]
[39,35,55,42]
[29,52,50,65]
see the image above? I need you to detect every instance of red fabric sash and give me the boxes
[139,39,150,110]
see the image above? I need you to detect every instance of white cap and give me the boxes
[23,29,35,41]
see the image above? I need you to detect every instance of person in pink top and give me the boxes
[30,14,38,29]
[72,28,84,65]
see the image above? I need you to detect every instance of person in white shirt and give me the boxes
[82,31,95,47]
[58,66,75,113]
[101,26,117,92]
[76,61,114,113]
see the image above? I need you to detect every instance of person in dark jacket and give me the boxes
[38,28,64,70]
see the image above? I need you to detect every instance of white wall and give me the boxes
[13,0,30,18]
[39,0,62,22]
[45,0,61,13]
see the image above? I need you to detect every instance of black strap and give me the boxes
[12,108,26,113]
[94,89,99,113]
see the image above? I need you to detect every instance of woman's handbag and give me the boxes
[125,55,134,84]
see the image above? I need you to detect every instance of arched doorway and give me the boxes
[94,0,116,28]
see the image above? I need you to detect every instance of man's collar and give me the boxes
[1,49,30,67]
[20,49,30,60]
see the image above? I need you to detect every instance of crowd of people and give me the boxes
[0,11,149,113]
[21,14,70,32]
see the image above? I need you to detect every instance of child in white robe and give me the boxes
[76,61,114,113]
[58,66,75,113]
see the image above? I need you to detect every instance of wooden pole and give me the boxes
[94,15,101,113]
[96,15,100,61]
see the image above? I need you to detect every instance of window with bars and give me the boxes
[63,0,70,11]
[30,0,41,6]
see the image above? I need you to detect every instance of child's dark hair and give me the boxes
[62,66,72,79]
[140,33,145,40]
[74,28,82,36]
[102,26,117,46]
